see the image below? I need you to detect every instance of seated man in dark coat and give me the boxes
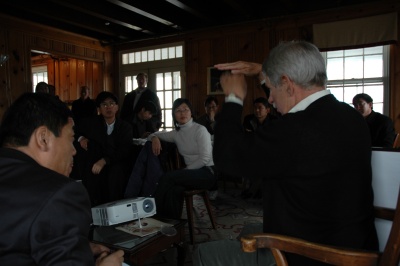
[74,91,133,206]
[352,93,396,148]
[0,92,124,265]
[120,72,162,130]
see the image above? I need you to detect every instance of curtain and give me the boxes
[313,12,398,50]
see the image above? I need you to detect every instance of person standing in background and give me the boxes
[34,81,49,93]
[71,86,97,125]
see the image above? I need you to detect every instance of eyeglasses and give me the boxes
[206,105,217,110]
[174,108,190,114]
[353,102,367,108]
[100,101,116,108]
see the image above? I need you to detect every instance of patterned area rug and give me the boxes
[184,188,263,244]
[143,185,264,265]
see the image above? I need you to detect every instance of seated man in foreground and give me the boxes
[0,92,124,265]
[193,41,378,266]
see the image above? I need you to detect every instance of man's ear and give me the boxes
[281,75,295,96]
[34,126,50,151]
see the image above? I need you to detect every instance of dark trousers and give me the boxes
[154,166,216,219]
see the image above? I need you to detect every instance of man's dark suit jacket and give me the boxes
[366,110,396,148]
[120,88,162,130]
[0,148,93,265]
[214,94,378,265]
[74,115,133,205]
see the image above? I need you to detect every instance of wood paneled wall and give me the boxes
[0,14,112,119]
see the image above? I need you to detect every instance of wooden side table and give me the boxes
[90,217,187,266]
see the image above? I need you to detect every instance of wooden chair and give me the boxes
[393,133,399,148]
[184,189,217,244]
[164,142,217,244]
[240,186,400,266]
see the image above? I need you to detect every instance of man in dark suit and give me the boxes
[74,91,133,206]
[193,41,378,266]
[120,72,162,130]
[0,92,124,265]
[352,93,396,148]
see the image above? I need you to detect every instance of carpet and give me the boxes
[142,184,264,265]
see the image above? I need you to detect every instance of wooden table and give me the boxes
[90,217,187,266]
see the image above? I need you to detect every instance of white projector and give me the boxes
[91,197,156,226]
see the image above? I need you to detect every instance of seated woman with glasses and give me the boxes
[124,98,216,219]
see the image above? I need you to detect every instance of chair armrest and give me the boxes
[241,233,380,266]
[374,206,395,221]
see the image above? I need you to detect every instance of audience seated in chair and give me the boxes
[241,97,279,199]
[195,95,219,137]
[352,93,396,148]
[125,98,216,220]
[193,41,378,266]
[72,91,133,206]
[195,95,220,199]
[0,92,124,264]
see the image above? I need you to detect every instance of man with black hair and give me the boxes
[74,91,133,206]
[120,72,162,130]
[195,96,219,136]
[71,86,97,125]
[132,100,158,139]
[0,92,124,265]
[353,93,396,147]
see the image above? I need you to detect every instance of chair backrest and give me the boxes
[393,133,399,148]
[240,149,400,266]
[241,185,400,266]
[159,141,185,172]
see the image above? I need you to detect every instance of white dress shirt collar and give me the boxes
[289,89,331,113]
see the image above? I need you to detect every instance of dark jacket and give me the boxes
[214,94,378,265]
[0,148,93,265]
[120,88,162,130]
[74,115,134,204]
[71,97,97,125]
[365,110,396,148]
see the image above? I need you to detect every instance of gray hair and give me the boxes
[262,41,327,90]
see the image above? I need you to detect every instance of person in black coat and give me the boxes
[74,91,134,206]
[193,41,378,266]
[120,72,162,130]
[352,93,396,148]
[0,92,123,265]
[71,85,97,125]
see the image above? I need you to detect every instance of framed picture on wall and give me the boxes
[207,67,224,95]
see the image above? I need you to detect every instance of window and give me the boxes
[155,71,182,131]
[32,65,48,91]
[322,45,389,114]
[122,45,183,65]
